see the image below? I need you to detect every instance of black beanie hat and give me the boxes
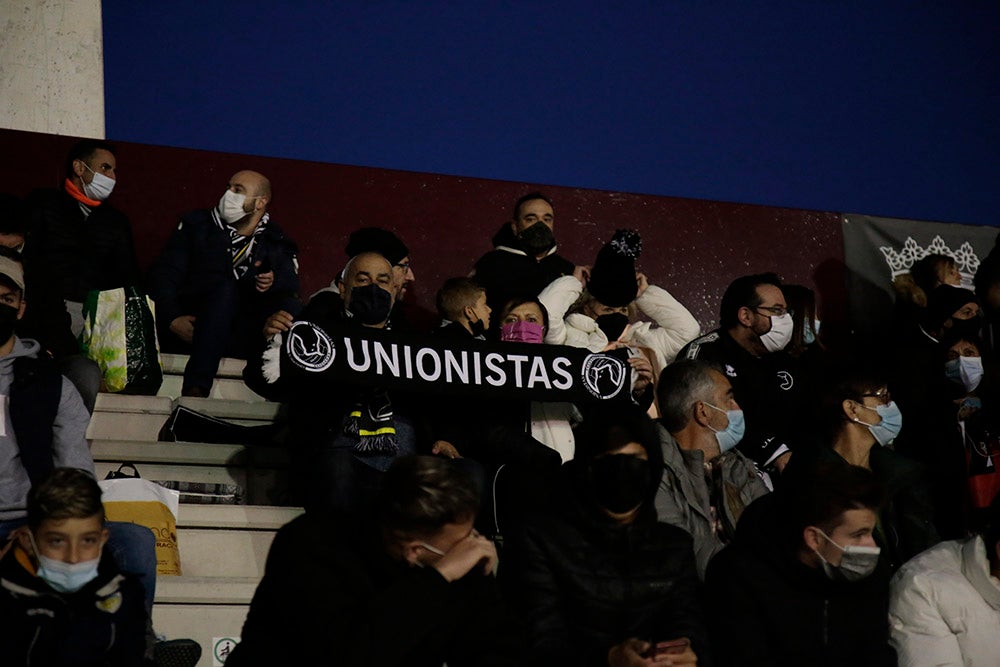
[588,229,642,308]
[926,285,978,330]
[345,227,409,266]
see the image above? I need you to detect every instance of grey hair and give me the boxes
[657,359,721,433]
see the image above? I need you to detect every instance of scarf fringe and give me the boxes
[262,333,282,384]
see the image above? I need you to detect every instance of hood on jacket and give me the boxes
[490,223,560,259]
[0,337,41,374]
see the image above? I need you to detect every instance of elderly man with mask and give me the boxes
[678,273,811,474]
[654,359,771,579]
[148,170,299,397]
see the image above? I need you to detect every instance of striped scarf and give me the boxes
[212,208,269,279]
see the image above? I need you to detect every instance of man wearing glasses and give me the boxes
[678,273,808,475]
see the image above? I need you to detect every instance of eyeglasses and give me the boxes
[861,389,891,404]
[395,261,412,272]
[753,305,788,317]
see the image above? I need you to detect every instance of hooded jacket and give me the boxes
[472,223,575,314]
[0,544,147,666]
[0,337,93,521]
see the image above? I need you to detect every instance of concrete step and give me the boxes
[155,576,259,605]
[174,397,283,423]
[153,603,247,667]
[91,440,288,468]
[158,374,265,402]
[178,529,275,578]
[177,504,302,530]
[161,354,248,379]
[94,462,292,506]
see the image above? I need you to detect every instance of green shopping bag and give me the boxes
[80,286,164,394]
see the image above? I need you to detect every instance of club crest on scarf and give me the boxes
[581,354,627,400]
[287,321,335,371]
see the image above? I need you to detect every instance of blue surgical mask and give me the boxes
[855,400,903,447]
[803,319,821,345]
[704,402,746,453]
[82,163,115,201]
[945,356,983,393]
[813,528,881,582]
[28,532,101,593]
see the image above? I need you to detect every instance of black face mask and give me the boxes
[348,284,393,325]
[518,222,555,255]
[468,316,487,338]
[0,303,17,344]
[589,455,650,514]
[595,312,629,341]
[950,315,983,339]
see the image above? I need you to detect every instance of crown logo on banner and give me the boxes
[879,235,981,284]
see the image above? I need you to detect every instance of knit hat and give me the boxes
[588,229,642,308]
[926,285,978,329]
[345,227,409,265]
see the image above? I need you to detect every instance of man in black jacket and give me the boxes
[705,462,896,667]
[471,192,577,316]
[227,455,521,667]
[148,170,299,396]
[678,273,810,475]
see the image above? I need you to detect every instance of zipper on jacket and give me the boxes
[27,625,41,666]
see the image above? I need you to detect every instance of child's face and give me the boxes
[22,515,108,564]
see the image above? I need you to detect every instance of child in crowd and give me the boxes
[0,468,147,666]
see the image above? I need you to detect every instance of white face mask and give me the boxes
[760,313,793,353]
[217,190,250,224]
[813,528,881,582]
[82,164,115,201]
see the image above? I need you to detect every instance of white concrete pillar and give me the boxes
[0,0,105,137]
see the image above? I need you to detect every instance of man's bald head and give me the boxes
[229,170,272,202]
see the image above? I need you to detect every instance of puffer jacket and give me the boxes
[889,536,1000,666]
[539,275,700,370]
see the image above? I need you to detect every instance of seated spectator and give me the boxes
[706,462,896,667]
[471,192,577,314]
[539,229,699,371]
[0,246,102,413]
[0,255,158,618]
[148,170,299,397]
[22,139,140,338]
[0,468,146,666]
[678,273,809,473]
[278,252,424,513]
[926,284,983,341]
[911,253,963,296]
[888,496,1000,666]
[938,331,998,530]
[498,296,580,462]
[436,276,491,340]
[262,226,417,339]
[654,359,770,578]
[502,406,706,666]
[227,456,521,666]
[785,366,939,571]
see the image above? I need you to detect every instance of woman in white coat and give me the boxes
[538,229,700,372]
[889,500,1000,666]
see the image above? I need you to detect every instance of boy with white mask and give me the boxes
[0,468,146,665]
[678,272,811,476]
[706,462,897,667]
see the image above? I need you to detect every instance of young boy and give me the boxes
[0,468,147,666]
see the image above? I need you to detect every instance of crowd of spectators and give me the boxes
[2,139,1000,666]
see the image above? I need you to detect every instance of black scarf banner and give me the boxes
[267,320,635,403]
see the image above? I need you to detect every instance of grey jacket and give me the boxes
[0,337,93,520]
[654,424,770,579]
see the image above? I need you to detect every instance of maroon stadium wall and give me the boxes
[0,128,846,336]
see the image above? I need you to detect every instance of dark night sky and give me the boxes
[102,1,998,226]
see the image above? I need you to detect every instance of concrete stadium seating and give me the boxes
[90,355,301,667]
